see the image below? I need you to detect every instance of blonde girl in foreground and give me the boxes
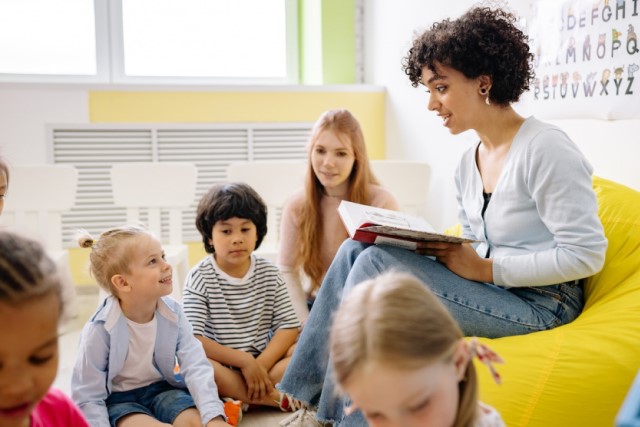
[72,225,231,427]
[329,272,505,427]
[278,109,398,322]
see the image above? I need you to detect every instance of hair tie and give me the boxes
[469,337,504,385]
[79,237,95,249]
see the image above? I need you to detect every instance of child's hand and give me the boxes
[239,354,274,401]
[205,416,233,427]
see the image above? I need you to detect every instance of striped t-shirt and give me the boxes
[183,254,300,356]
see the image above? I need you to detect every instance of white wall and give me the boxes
[364,0,640,231]
[0,87,89,164]
[546,119,640,191]
[363,1,475,231]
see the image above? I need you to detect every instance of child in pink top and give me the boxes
[30,389,87,427]
[0,230,88,427]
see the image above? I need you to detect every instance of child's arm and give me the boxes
[196,334,275,401]
[175,308,227,426]
[256,328,298,371]
[70,322,111,427]
[256,272,301,371]
[195,334,256,369]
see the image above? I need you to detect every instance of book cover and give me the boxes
[338,200,475,250]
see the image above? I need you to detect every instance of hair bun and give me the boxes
[76,230,95,248]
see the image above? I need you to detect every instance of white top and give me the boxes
[71,297,225,426]
[476,402,505,427]
[111,315,163,392]
[183,254,300,357]
[456,116,607,287]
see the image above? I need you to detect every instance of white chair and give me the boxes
[1,164,79,323]
[110,162,198,302]
[225,160,307,262]
[371,160,431,217]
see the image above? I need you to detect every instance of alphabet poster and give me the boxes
[526,0,639,119]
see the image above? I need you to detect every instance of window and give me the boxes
[115,0,289,82]
[0,0,297,84]
[0,0,107,83]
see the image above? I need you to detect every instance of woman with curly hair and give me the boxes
[277,6,607,427]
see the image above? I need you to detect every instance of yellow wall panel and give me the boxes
[89,90,386,158]
[69,248,93,286]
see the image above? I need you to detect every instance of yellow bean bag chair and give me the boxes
[464,177,640,426]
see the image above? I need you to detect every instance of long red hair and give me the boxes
[295,109,379,295]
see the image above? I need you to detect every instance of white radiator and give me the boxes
[48,123,312,246]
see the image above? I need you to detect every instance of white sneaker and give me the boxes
[279,408,329,427]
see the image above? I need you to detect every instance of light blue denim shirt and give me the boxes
[71,296,225,427]
[455,116,607,287]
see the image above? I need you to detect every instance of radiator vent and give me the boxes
[50,123,312,246]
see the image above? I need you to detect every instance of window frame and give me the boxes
[0,0,110,84]
[0,0,298,85]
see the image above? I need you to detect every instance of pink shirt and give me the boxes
[278,184,398,321]
[31,388,89,427]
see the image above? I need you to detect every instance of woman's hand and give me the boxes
[416,242,493,283]
[239,353,274,401]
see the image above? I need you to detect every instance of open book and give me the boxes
[338,200,475,250]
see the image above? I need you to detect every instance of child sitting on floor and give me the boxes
[0,230,89,427]
[72,225,232,427]
[183,182,300,411]
[316,271,505,427]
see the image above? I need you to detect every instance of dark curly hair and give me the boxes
[402,6,534,106]
[0,230,62,309]
[195,182,268,254]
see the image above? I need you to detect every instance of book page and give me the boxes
[360,207,433,232]
[365,210,413,228]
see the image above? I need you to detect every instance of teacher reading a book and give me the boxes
[277,6,607,427]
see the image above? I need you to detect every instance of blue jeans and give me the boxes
[277,240,583,426]
[106,380,195,426]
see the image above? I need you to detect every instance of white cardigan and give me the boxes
[455,116,607,287]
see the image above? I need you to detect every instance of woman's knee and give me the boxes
[334,239,369,263]
[350,246,396,276]
[346,245,426,292]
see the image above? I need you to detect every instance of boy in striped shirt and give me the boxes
[183,182,300,412]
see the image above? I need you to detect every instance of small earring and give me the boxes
[479,88,490,105]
